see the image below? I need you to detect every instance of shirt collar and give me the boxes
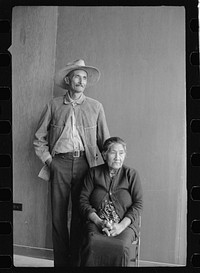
[63,91,85,105]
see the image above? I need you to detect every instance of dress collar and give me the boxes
[104,164,121,178]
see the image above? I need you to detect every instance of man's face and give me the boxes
[104,143,126,170]
[67,69,88,93]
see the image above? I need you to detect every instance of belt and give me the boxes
[56,151,85,158]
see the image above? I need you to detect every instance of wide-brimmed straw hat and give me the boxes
[54,59,100,89]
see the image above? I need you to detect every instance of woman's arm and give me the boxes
[79,169,97,220]
[80,173,110,234]
[88,212,104,229]
[108,169,143,237]
[124,169,143,223]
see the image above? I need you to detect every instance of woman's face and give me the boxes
[104,143,126,170]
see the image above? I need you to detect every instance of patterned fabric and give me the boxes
[99,199,120,223]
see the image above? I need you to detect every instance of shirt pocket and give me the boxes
[50,123,64,133]
[49,123,64,145]
[84,125,97,147]
[50,119,65,127]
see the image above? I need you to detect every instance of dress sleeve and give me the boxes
[79,168,97,220]
[124,169,143,224]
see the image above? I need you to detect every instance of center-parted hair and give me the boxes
[102,137,127,154]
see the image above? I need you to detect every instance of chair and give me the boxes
[130,215,141,267]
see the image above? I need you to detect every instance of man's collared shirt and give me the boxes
[34,91,110,169]
[54,91,85,154]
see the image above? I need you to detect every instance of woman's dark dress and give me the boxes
[79,163,143,267]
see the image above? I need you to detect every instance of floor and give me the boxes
[13,255,184,267]
[14,255,54,267]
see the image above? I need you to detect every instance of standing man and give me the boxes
[33,59,110,267]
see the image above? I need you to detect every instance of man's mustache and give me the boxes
[75,84,85,87]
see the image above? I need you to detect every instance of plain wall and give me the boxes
[12,6,58,250]
[54,6,186,265]
[12,6,186,265]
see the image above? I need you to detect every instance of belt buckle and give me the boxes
[73,150,80,157]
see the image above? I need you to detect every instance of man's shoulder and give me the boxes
[47,96,64,108]
[85,96,102,106]
[50,96,64,103]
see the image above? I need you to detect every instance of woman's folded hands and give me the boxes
[102,220,124,237]
[89,212,131,237]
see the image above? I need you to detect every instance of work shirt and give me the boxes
[80,163,143,237]
[33,92,110,180]
[55,92,84,153]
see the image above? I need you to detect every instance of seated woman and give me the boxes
[79,137,143,267]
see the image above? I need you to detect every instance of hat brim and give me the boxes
[54,65,100,89]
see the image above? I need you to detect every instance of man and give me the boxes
[33,59,110,267]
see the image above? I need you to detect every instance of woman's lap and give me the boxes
[80,222,136,266]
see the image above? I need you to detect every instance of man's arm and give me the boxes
[96,103,110,152]
[33,103,52,164]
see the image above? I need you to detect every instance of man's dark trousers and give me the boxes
[50,152,89,267]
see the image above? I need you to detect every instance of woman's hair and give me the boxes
[102,137,127,154]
